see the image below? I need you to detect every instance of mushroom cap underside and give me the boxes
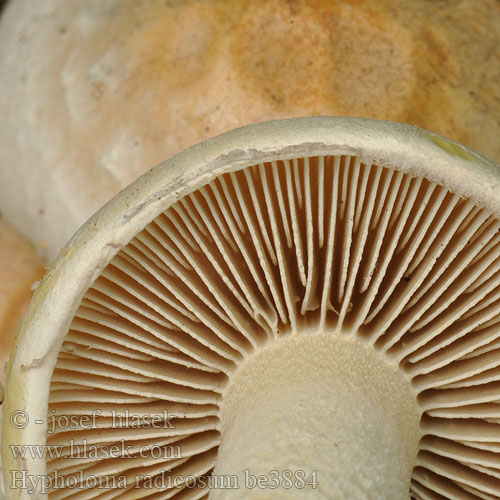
[3,117,500,499]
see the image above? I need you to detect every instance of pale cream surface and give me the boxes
[0,0,499,260]
[214,331,422,499]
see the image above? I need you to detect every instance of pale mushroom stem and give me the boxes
[212,331,422,498]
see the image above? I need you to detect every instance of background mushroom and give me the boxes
[0,220,43,386]
[3,117,500,498]
[0,0,499,261]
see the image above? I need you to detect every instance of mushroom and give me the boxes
[0,220,44,388]
[0,221,46,498]
[1,0,500,261]
[3,117,500,498]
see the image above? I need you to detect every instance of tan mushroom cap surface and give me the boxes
[0,220,44,497]
[0,0,499,261]
[0,219,44,385]
[3,117,500,499]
